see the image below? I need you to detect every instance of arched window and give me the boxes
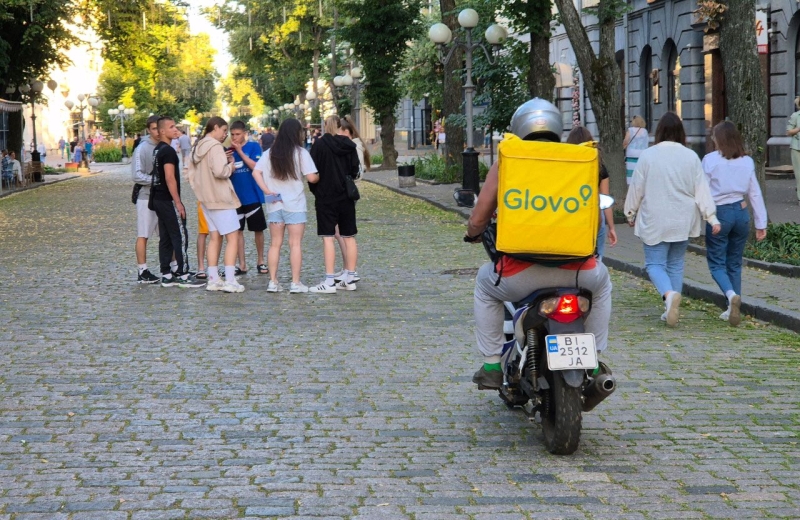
[665,40,681,115]
[640,46,652,130]
[795,28,800,98]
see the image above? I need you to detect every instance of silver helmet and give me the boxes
[510,98,563,142]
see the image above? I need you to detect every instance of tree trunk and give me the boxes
[527,0,555,100]
[381,111,399,168]
[440,0,465,178]
[553,0,626,203]
[719,1,768,200]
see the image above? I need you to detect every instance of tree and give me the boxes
[552,0,626,202]
[500,0,555,100]
[717,1,767,198]
[438,0,465,175]
[341,0,422,169]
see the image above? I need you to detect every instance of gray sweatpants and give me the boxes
[473,260,612,358]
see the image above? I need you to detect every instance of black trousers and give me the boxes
[152,199,190,275]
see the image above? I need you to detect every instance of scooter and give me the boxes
[480,194,617,455]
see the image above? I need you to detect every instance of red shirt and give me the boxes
[498,256,597,277]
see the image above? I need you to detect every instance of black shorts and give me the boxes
[316,199,357,237]
[237,203,267,232]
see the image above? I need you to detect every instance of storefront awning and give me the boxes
[0,98,24,112]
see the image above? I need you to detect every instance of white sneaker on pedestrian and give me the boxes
[289,282,309,294]
[660,311,667,322]
[728,294,741,327]
[206,279,225,292]
[309,283,336,294]
[336,280,357,291]
[267,280,283,293]
[665,291,681,327]
[719,309,731,321]
[333,270,345,282]
[221,281,245,293]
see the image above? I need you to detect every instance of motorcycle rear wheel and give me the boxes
[541,372,583,455]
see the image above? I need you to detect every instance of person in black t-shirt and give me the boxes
[150,116,203,288]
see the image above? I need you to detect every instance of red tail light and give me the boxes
[539,295,590,323]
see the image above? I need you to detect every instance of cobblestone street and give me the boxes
[0,166,799,519]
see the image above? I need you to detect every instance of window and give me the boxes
[640,46,652,130]
[665,41,681,114]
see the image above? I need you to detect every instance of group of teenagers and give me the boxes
[132,113,370,294]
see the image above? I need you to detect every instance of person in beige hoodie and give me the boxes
[186,116,244,293]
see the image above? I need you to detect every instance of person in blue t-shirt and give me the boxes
[228,120,267,274]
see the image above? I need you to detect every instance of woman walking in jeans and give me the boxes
[702,121,767,326]
[624,112,721,327]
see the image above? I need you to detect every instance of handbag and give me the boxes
[344,174,360,201]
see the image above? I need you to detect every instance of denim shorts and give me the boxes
[267,209,307,225]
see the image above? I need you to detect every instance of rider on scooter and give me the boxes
[465,98,613,390]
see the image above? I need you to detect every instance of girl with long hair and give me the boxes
[566,126,617,259]
[702,121,767,326]
[308,114,361,293]
[186,116,244,293]
[251,118,319,293]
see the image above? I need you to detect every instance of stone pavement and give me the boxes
[364,170,800,333]
[0,165,799,519]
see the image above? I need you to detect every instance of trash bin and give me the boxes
[398,164,415,188]
[32,162,43,183]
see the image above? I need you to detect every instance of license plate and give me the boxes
[545,333,598,370]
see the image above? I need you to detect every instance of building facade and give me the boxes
[550,0,791,164]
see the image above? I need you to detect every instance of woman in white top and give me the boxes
[341,115,370,178]
[702,121,767,326]
[623,115,649,185]
[624,112,721,327]
[251,118,319,294]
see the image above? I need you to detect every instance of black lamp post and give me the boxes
[429,10,507,198]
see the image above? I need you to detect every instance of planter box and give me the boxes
[65,162,79,172]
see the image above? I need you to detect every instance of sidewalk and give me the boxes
[364,169,800,332]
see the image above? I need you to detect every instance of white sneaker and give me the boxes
[350,271,361,283]
[309,283,336,294]
[660,311,667,322]
[719,309,731,321]
[665,291,681,327]
[728,294,741,327]
[267,280,283,293]
[221,281,245,293]
[333,270,345,282]
[206,279,225,292]
[289,282,309,294]
[337,280,357,291]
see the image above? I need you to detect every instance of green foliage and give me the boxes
[0,0,79,93]
[340,0,422,124]
[91,1,217,132]
[744,223,800,266]
[371,153,383,166]
[411,153,459,183]
[92,142,122,163]
[398,9,442,108]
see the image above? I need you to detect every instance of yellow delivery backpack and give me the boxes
[495,133,600,263]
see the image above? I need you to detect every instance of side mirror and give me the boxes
[454,188,477,208]
[599,194,615,210]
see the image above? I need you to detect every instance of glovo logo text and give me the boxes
[503,185,593,214]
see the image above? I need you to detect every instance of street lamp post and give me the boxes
[64,94,100,169]
[429,10,507,196]
[108,105,136,162]
[22,80,46,162]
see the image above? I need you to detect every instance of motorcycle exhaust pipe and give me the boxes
[582,373,616,412]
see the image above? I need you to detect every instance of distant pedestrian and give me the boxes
[9,151,22,185]
[178,129,191,169]
[308,115,361,293]
[185,116,244,293]
[703,121,768,327]
[73,140,83,164]
[623,115,649,185]
[786,97,800,205]
[251,118,319,293]
[260,127,275,151]
[133,133,141,150]
[84,139,93,162]
[58,137,66,158]
[624,112,721,327]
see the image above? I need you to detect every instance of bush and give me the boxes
[371,153,383,167]
[411,154,460,184]
[744,223,800,266]
[92,142,122,163]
